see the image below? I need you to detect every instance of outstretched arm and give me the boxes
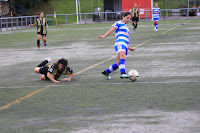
[47,72,61,83]
[98,26,116,39]
[128,46,136,52]
[29,21,37,26]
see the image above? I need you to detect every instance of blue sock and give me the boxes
[155,24,158,29]
[119,59,126,74]
[106,63,118,74]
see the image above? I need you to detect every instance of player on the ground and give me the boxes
[130,4,140,31]
[34,58,74,83]
[29,11,48,49]
[152,3,160,31]
[98,12,136,80]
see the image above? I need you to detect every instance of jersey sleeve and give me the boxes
[64,67,74,75]
[112,22,119,30]
[47,64,55,73]
[32,21,37,26]
[45,19,48,26]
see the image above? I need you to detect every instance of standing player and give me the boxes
[98,12,136,79]
[29,11,48,49]
[152,3,160,31]
[130,4,140,31]
[34,58,74,83]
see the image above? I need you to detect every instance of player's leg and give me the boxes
[135,17,138,29]
[34,58,51,73]
[153,19,157,31]
[40,75,46,80]
[155,20,159,30]
[132,17,136,30]
[37,34,41,49]
[117,46,130,79]
[42,36,47,46]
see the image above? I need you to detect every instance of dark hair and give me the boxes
[37,11,43,15]
[54,58,68,71]
[121,12,131,19]
[58,58,68,67]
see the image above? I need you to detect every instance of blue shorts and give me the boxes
[153,18,159,22]
[115,45,128,56]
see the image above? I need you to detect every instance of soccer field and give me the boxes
[0,20,200,133]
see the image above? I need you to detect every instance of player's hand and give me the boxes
[98,35,105,39]
[46,25,48,29]
[29,24,32,26]
[53,80,61,83]
[65,78,71,82]
[128,47,136,52]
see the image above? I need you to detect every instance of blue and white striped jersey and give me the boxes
[112,20,129,48]
[152,7,160,18]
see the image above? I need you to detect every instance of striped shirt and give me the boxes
[152,7,160,18]
[112,20,129,48]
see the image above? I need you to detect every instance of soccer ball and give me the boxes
[128,70,139,81]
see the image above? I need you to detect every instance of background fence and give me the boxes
[0,8,199,32]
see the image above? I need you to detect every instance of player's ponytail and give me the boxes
[121,12,131,20]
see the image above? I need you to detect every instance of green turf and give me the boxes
[0,19,200,132]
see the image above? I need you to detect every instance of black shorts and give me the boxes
[39,66,50,80]
[132,17,139,22]
[37,32,47,37]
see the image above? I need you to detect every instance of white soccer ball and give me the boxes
[128,70,139,81]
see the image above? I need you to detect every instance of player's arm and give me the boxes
[61,67,74,82]
[138,9,140,20]
[45,19,48,29]
[47,72,61,83]
[128,46,136,52]
[129,9,133,14]
[65,72,74,81]
[29,21,37,26]
[98,26,116,39]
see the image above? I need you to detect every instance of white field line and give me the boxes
[0,81,199,89]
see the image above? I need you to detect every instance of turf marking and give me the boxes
[0,81,199,89]
[0,84,55,111]
[0,21,191,111]
[161,20,191,35]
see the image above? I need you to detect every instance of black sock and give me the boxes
[44,40,46,44]
[37,40,40,47]
[37,60,48,67]
[136,23,138,28]
[132,23,135,27]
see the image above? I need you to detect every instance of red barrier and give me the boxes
[122,0,152,18]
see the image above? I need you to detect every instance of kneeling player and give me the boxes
[34,58,74,83]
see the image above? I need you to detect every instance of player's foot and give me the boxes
[120,73,130,79]
[44,42,47,46]
[133,27,136,31]
[37,47,40,50]
[45,58,52,63]
[102,71,111,80]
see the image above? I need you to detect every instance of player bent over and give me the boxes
[34,58,74,83]
[98,12,136,80]
[152,3,160,31]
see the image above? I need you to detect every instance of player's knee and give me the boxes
[40,75,46,80]
[34,67,40,73]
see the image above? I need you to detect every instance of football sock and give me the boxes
[44,40,46,45]
[135,23,138,28]
[37,40,40,47]
[132,23,135,27]
[119,59,126,74]
[37,60,48,67]
[106,63,119,74]
[155,24,158,29]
